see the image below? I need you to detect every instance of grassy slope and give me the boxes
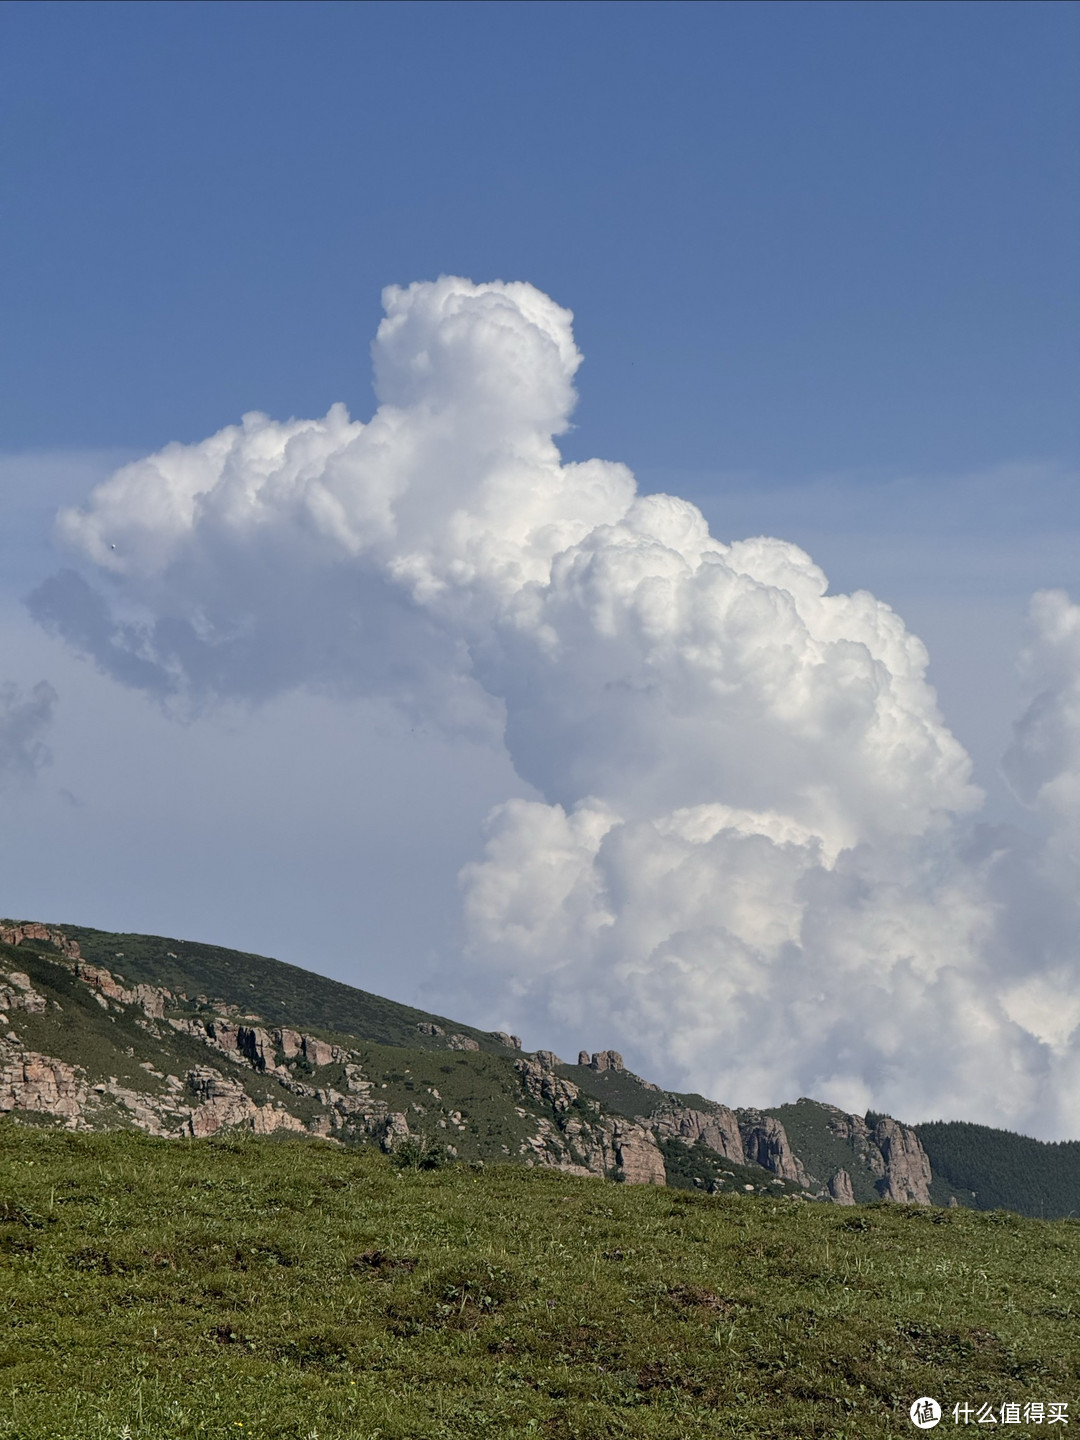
[9,923,1080,1218]
[559,1064,666,1120]
[1,1127,1077,1440]
[53,924,506,1053]
[0,941,326,1127]
[0,938,602,1163]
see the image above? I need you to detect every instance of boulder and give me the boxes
[301,1036,335,1067]
[379,1111,411,1151]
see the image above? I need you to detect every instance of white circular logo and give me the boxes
[910,1397,942,1429]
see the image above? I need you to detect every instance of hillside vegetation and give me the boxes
[916,1121,1080,1221]
[1,1126,1078,1440]
[62,925,500,1053]
[1,919,1079,1219]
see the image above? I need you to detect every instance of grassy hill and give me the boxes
[2,918,1080,1220]
[62,923,503,1052]
[1,1125,1077,1440]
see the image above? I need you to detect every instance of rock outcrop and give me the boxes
[613,1121,666,1185]
[514,1056,666,1184]
[650,1099,746,1164]
[585,1050,624,1072]
[0,1041,86,1124]
[871,1115,933,1205]
[277,1027,303,1059]
[76,962,170,1020]
[185,1067,306,1138]
[302,1035,340,1067]
[738,1112,811,1186]
[0,922,82,960]
[815,1103,933,1205]
[0,972,47,1016]
[516,1056,580,1116]
[828,1169,856,1205]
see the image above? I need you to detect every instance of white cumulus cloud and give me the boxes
[31,276,1080,1136]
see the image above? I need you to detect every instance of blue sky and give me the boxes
[2,2,1079,1123]
[3,0,1075,473]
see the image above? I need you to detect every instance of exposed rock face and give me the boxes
[516,1057,579,1116]
[872,1116,933,1204]
[588,1050,624,1072]
[379,1111,411,1151]
[237,1026,275,1071]
[0,972,47,1016]
[343,1063,372,1097]
[76,962,169,1020]
[0,923,82,960]
[0,1041,86,1124]
[738,1112,811,1186]
[828,1169,856,1205]
[613,1121,666,1185]
[817,1103,932,1205]
[185,1067,258,1136]
[185,1067,306,1138]
[820,1105,886,1182]
[514,1058,666,1185]
[0,918,945,1205]
[650,1100,746,1164]
[189,1015,344,1073]
[302,1035,338,1067]
[277,1027,303,1059]
[96,1077,191,1137]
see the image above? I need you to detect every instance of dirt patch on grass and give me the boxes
[351,1247,417,1276]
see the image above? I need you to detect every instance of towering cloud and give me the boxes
[31,277,1080,1136]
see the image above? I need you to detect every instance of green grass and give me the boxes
[1,1128,1077,1439]
[559,1064,668,1120]
[49,924,506,1054]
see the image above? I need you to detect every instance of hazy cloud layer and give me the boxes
[36,277,1080,1136]
[0,678,57,786]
